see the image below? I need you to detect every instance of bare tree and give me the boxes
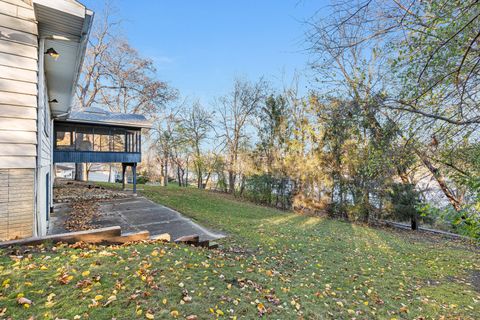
[99,40,177,120]
[179,102,213,189]
[216,78,267,193]
[76,4,119,111]
[152,111,178,186]
[74,4,177,181]
[74,5,120,181]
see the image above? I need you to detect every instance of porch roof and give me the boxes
[61,108,152,129]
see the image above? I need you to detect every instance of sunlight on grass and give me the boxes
[3,184,476,319]
[267,213,300,225]
[298,216,325,229]
[350,223,395,255]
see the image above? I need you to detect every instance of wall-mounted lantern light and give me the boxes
[48,99,58,103]
[44,48,59,59]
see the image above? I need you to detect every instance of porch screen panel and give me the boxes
[125,131,137,152]
[55,128,74,150]
[113,130,126,152]
[75,128,94,151]
[93,127,112,152]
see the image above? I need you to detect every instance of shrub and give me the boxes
[418,204,480,239]
[136,176,149,184]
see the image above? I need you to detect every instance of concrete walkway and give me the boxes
[50,196,225,241]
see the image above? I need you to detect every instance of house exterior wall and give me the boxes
[0,0,39,240]
[36,44,53,236]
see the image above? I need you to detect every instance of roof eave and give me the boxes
[68,9,94,114]
[33,0,94,116]
[59,118,153,129]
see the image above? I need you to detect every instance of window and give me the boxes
[55,130,74,150]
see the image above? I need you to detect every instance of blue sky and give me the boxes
[82,0,327,105]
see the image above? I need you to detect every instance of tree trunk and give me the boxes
[415,150,462,211]
[197,167,203,189]
[75,163,87,181]
[380,110,462,213]
[228,169,235,194]
[204,172,211,189]
[411,212,418,230]
[362,191,370,223]
[160,162,165,186]
[163,158,168,186]
[177,165,182,187]
[185,158,189,187]
[108,164,113,183]
[239,174,246,196]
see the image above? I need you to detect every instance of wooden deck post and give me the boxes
[122,163,126,191]
[132,163,137,195]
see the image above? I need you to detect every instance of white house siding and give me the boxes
[36,69,53,236]
[0,0,38,240]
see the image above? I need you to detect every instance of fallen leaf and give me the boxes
[17,297,32,305]
[103,295,117,307]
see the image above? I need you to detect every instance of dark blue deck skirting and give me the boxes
[54,151,141,163]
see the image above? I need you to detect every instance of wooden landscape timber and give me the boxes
[0,226,221,249]
[174,234,218,249]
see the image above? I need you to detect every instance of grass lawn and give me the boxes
[1,184,479,319]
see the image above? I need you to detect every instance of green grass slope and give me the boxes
[0,184,478,319]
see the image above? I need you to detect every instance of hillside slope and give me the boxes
[0,184,478,319]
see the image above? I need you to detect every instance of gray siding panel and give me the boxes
[0,143,36,156]
[1,0,32,10]
[0,25,37,46]
[0,64,37,82]
[0,0,35,20]
[0,156,36,168]
[0,39,37,60]
[0,51,37,71]
[0,0,37,169]
[0,117,36,131]
[0,91,36,107]
[0,77,37,95]
[0,12,37,35]
[0,105,37,119]
[0,0,36,241]
[0,130,36,143]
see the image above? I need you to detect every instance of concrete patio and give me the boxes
[49,195,225,241]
